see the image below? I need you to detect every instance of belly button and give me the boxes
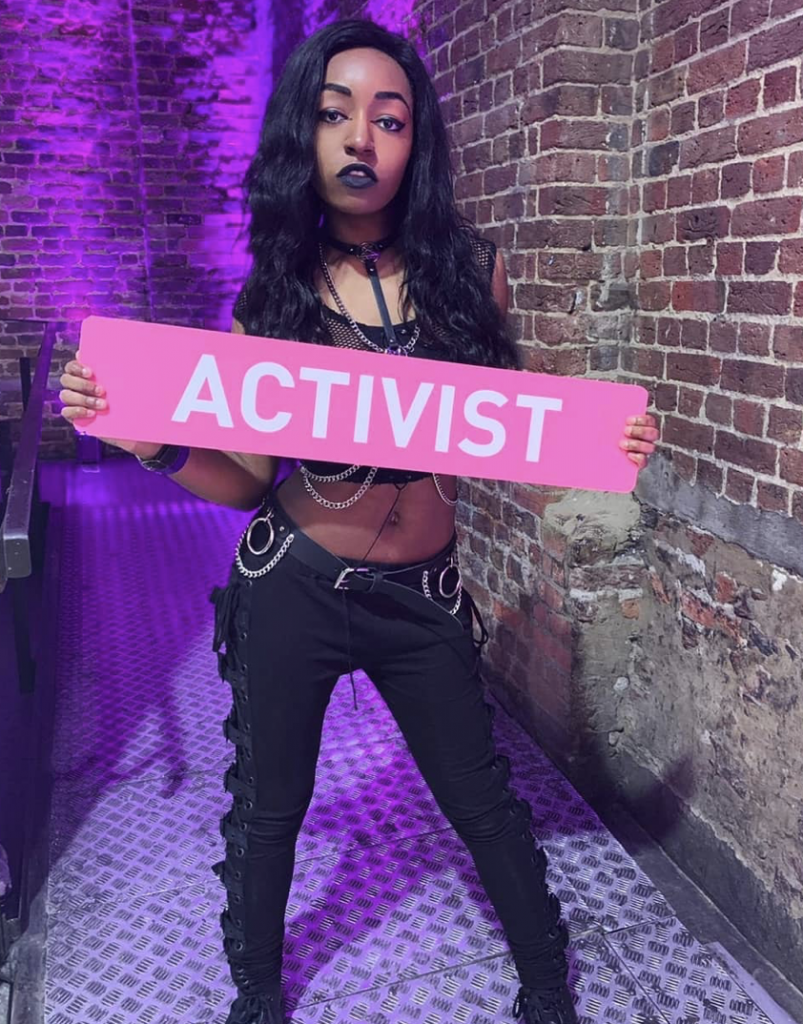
[389,511,400,526]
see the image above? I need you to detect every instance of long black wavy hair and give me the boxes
[237,18,520,371]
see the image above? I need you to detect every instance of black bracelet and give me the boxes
[137,444,190,475]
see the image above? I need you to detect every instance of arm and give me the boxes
[490,247,509,318]
[152,316,278,509]
[60,317,280,511]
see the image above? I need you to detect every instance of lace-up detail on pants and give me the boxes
[210,570,265,996]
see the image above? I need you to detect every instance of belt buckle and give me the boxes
[334,566,378,592]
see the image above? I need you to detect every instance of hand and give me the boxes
[58,354,160,458]
[620,413,659,470]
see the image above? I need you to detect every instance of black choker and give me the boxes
[323,232,398,264]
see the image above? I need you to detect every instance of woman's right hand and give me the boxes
[59,355,159,458]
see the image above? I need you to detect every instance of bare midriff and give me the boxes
[275,469,458,565]
[270,264,458,565]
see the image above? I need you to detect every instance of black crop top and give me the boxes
[233,236,497,487]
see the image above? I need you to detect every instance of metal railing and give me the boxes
[0,322,59,603]
[0,321,60,976]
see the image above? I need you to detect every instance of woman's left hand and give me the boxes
[620,413,659,470]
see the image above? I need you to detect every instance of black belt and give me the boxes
[243,498,483,638]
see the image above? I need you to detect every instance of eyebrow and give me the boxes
[322,82,411,113]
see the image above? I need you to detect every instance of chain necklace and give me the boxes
[318,242,419,356]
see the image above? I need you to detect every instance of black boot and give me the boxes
[512,982,579,1024]
[224,988,286,1024]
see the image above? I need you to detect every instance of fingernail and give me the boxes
[95,385,104,396]
[96,399,106,409]
[83,367,92,377]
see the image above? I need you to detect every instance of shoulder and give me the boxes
[466,233,498,279]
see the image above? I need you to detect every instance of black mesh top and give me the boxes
[233,235,497,487]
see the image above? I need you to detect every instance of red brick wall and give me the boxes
[416,0,642,713]
[630,0,803,520]
[0,0,372,457]
[411,0,803,981]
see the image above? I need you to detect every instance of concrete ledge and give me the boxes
[637,456,803,579]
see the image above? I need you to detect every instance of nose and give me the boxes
[345,111,375,157]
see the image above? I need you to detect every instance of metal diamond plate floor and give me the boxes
[38,461,791,1024]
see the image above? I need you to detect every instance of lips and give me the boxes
[337,163,377,181]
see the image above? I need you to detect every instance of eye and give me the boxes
[318,109,346,124]
[377,116,405,132]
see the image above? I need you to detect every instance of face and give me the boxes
[313,47,414,219]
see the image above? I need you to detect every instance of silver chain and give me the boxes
[234,510,295,579]
[300,463,379,509]
[422,569,463,616]
[432,473,458,506]
[318,242,419,355]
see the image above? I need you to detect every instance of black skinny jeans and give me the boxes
[209,494,569,997]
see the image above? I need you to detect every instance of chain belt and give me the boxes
[233,502,464,618]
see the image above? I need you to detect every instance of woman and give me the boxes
[59,19,658,1024]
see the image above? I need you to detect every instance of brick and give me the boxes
[780,239,803,273]
[606,16,639,50]
[745,241,778,274]
[679,126,737,169]
[728,280,792,315]
[679,386,705,417]
[681,319,708,349]
[764,65,797,106]
[516,283,578,312]
[717,242,744,275]
[672,280,725,312]
[663,415,715,454]
[667,352,722,385]
[655,382,678,411]
[643,180,667,212]
[665,245,689,275]
[675,23,700,62]
[732,196,802,236]
[638,281,671,310]
[706,392,732,425]
[738,108,803,155]
[753,155,786,193]
[780,447,803,486]
[715,432,777,473]
[721,358,785,397]
[710,321,738,352]
[688,243,715,275]
[757,481,788,512]
[667,175,692,208]
[747,14,803,71]
[787,368,803,406]
[732,0,771,35]
[789,150,803,188]
[768,405,802,443]
[649,68,688,108]
[539,186,608,216]
[517,219,593,249]
[701,10,730,51]
[726,467,754,502]
[622,346,665,378]
[726,79,761,118]
[676,205,730,241]
[699,91,725,127]
[543,49,633,86]
[697,459,724,492]
[738,322,771,356]
[671,102,697,136]
[688,43,746,95]
[721,162,751,199]
[647,140,680,176]
[733,398,765,436]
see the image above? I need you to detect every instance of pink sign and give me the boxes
[78,316,648,492]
